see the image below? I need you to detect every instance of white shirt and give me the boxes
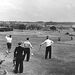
[41,39,54,47]
[24,41,32,48]
[5,36,12,43]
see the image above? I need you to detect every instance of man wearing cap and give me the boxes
[40,36,54,59]
[23,37,33,61]
[14,42,25,73]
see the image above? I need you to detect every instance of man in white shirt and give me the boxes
[40,36,54,59]
[5,35,12,53]
[23,37,33,61]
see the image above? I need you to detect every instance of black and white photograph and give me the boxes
[0,0,75,75]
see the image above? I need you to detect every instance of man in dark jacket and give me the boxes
[14,42,25,74]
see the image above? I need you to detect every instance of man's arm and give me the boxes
[51,40,54,44]
[5,35,8,39]
[29,42,33,49]
[14,47,17,58]
[40,40,46,46]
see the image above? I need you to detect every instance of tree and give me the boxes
[50,26,56,31]
[18,24,26,30]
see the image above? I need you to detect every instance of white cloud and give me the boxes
[0,0,75,21]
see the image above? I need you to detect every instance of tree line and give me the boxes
[0,23,58,31]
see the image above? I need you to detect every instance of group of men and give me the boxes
[14,37,32,73]
[5,35,54,74]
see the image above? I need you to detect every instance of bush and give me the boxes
[27,24,42,30]
[50,26,56,31]
[65,32,69,35]
[0,27,13,32]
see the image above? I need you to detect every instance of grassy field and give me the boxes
[0,30,75,75]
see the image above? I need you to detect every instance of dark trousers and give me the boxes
[24,48,30,61]
[14,59,23,73]
[45,46,51,59]
[7,43,12,50]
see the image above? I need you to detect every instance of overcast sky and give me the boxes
[0,0,75,22]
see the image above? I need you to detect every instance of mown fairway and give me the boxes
[0,30,75,75]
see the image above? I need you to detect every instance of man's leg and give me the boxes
[6,43,9,53]
[8,43,11,53]
[24,49,27,61]
[45,47,48,59]
[49,46,51,59]
[19,61,23,73]
[7,43,11,53]
[14,60,19,73]
[26,49,30,61]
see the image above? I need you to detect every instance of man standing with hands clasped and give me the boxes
[23,37,33,62]
[40,36,54,59]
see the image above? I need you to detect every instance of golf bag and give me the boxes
[13,58,16,71]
